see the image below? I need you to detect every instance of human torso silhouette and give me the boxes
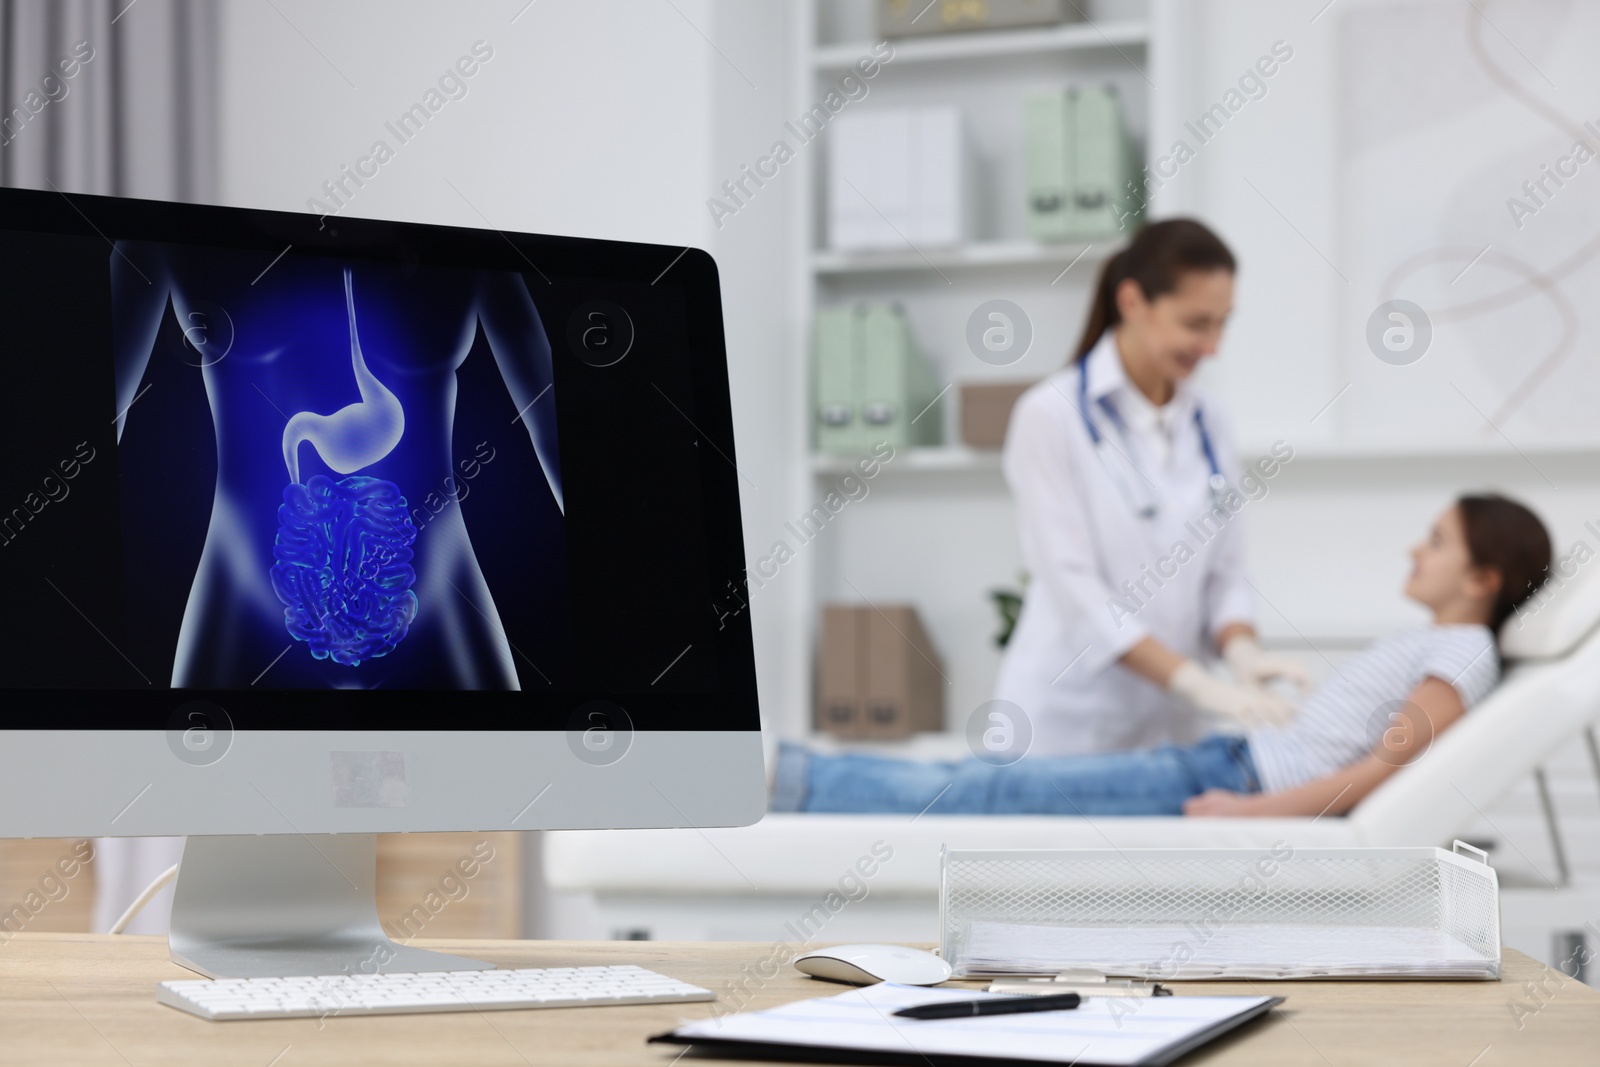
[113,243,561,690]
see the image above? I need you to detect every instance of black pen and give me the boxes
[893,992,1082,1020]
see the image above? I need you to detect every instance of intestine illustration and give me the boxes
[269,270,419,666]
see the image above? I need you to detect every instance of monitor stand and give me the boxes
[167,834,496,979]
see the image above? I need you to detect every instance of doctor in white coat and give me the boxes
[995,218,1307,756]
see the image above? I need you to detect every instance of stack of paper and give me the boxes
[957,920,1498,980]
[653,983,1278,1067]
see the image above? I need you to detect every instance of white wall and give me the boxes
[218,0,713,243]
[700,3,802,745]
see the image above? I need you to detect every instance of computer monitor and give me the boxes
[0,187,765,977]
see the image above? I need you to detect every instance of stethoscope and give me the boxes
[1077,357,1228,520]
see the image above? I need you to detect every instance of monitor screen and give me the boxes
[0,189,757,736]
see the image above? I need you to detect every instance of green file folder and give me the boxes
[813,304,867,454]
[858,304,941,452]
[813,305,942,455]
[1024,85,1143,241]
[1024,91,1072,241]
[1066,84,1142,238]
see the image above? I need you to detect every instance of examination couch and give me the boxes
[544,565,1600,942]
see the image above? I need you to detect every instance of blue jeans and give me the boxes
[770,735,1261,815]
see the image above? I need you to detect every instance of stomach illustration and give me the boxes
[281,270,406,484]
[272,269,415,666]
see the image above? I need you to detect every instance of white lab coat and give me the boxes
[994,331,1256,755]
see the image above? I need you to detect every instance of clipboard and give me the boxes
[649,983,1282,1067]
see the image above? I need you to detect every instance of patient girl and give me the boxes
[772,494,1551,817]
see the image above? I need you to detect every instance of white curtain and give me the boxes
[2,0,218,934]
[1,0,218,200]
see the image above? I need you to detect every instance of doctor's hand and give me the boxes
[1221,634,1312,692]
[1166,660,1298,728]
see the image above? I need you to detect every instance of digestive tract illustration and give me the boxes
[110,242,564,690]
[270,270,419,667]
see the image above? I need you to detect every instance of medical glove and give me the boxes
[1222,633,1312,691]
[1167,660,1297,728]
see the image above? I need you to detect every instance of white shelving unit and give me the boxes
[780,0,1174,741]
[811,18,1150,69]
[812,238,1106,276]
[809,444,1004,477]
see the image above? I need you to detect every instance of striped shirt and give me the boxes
[1246,624,1501,793]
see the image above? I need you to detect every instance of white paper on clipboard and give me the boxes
[654,983,1279,1067]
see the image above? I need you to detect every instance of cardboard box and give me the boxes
[815,604,865,736]
[878,0,1080,37]
[863,605,945,738]
[960,380,1036,448]
[815,603,944,739]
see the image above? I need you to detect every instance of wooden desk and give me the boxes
[2,934,1596,1065]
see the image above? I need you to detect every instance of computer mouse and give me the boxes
[791,944,953,986]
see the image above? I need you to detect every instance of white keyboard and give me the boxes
[156,964,715,1021]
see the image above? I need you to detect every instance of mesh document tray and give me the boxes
[939,843,1500,980]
